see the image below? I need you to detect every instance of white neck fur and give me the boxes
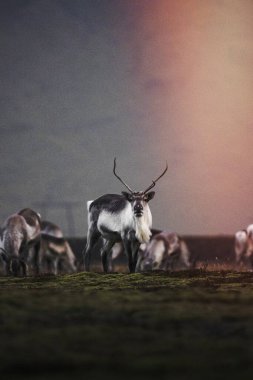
[134,206,152,243]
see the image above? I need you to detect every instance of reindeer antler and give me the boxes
[113,158,134,193]
[144,161,168,193]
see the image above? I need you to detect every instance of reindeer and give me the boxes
[234,230,248,266]
[234,226,253,270]
[0,208,41,276]
[84,158,168,273]
[29,220,77,275]
[107,229,161,272]
[136,231,191,272]
[244,224,253,269]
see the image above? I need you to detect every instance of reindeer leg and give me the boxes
[11,258,20,277]
[131,240,141,273]
[127,232,140,273]
[245,249,253,271]
[33,240,41,275]
[53,257,59,275]
[123,238,134,273]
[20,260,27,276]
[101,240,115,273]
[248,252,253,272]
[135,252,144,273]
[107,250,114,273]
[4,259,12,276]
[45,257,50,273]
[19,247,29,277]
[84,224,100,271]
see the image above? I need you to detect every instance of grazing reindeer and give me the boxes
[0,208,41,276]
[37,221,77,275]
[106,241,147,273]
[234,226,253,270]
[84,159,168,273]
[107,229,161,272]
[136,231,191,272]
[234,230,248,266]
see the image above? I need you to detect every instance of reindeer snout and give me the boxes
[134,203,143,217]
[143,259,153,271]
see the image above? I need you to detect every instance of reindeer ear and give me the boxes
[144,191,155,202]
[122,191,133,202]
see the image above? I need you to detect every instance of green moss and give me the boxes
[1,271,253,379]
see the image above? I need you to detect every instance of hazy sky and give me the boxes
[1,0,253,235]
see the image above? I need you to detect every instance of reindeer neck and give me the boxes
[133,205,152,244]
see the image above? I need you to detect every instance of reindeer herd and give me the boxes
[0,159,253,276]
[0,208,77,276]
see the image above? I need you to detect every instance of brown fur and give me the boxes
[32,221,77,275]
[0,208,41,276]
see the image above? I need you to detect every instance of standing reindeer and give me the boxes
[0,208,41,276]
[84,158,167,273]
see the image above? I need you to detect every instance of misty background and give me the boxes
[1,0,253,236]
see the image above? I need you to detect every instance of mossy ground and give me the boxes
[1,270,253,380]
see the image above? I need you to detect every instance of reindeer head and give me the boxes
[18,208,42,227]
[113,158,168,218]
[121,191,155,217]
